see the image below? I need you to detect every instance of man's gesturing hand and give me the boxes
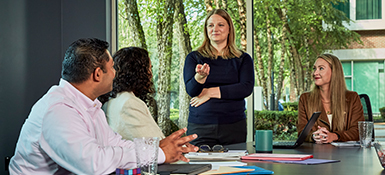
[159,128,198,163]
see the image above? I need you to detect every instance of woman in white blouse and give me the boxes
[99,47,165,140]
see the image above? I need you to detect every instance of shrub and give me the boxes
[254,110,298,140]
[170,108,179,125]
[379,107,385,121]
[281,102,298,111]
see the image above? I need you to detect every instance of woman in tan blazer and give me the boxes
[99,47,164,140]
[297,54,364,143]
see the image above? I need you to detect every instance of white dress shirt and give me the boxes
[9,79,165,174]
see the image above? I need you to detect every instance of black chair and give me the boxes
[5,156,10,171]
[359,94,375,141]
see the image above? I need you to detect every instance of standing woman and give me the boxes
[297,54,364,144]
[183,9,254,147]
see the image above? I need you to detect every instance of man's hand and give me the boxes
[159,128,198,163]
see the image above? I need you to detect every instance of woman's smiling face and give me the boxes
[313,58,332,88]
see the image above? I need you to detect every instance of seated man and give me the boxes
[8,38,198,174]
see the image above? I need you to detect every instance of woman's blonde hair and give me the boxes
[307,53,347,131]
[197,9,242,59]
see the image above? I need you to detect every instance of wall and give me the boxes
[0,0,110,174]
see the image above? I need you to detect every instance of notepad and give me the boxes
[267,158,340,165]
[200,166,274,175]
[189,161,247,170]
[241,153,313,161]
[200,166,254,174]
[157,163,212,175]
[185,150,247,161]
[331,141,361,147]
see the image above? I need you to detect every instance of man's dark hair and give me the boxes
[61,38,110,83]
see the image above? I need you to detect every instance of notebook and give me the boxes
[273,111,321,148]
[157,163,212,175]
[373,142,385,168]
[241,153,313,161]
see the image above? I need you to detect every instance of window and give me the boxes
[334,1,350,19]
[356,0,382,20]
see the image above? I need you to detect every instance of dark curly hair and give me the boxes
[99,47,155,105]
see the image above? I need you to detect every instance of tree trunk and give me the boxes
[303,33,311,92]
[275,0,302,97]
[254,30,268,110]
[157,0,175,136]
[205,0,213,13]
[215,0,219,9]
[266,5,273,109]
[174,0,192,129]
[124,0,147,49]
[275,6,288,110]
[237,0,247,51]
[222,0,227,11]
[292,46,303,96]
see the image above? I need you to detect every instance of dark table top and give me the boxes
[224,142,385,175]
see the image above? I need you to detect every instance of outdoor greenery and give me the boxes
[380,107,385,121]
[281,102,298,111]
[254,110,298,140]
[117,0,361,134]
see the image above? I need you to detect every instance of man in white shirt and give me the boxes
[8,38,198,174]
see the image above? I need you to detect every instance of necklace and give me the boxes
[322,100,331,104]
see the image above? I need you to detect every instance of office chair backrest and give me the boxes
[359,94,374,141]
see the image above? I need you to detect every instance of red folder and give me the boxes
[241,153,313,161]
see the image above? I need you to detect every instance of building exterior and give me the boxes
[332,0,385,114]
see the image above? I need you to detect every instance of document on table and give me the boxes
[241,153,313,161]
[185,150,248,161]
[189,161,247,170]
[199,166,274,175]
[267,158,340,165]
[331,141,361,147]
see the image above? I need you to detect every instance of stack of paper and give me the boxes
[331,141,360,147]
[241,153,313,161]
[185,150,248,161]
[199,166,274,175]
[189,161,247,170]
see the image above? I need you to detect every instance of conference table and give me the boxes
[223,142,385,175]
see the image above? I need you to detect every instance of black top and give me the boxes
[183,51,254,124]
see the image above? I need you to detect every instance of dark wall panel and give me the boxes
[0,0,109,174]
[62,0,108,53]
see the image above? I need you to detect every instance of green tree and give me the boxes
[156,0,175,135]
[254,0,361,109]
[174,0,192,129]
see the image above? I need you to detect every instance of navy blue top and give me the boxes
[183,51,255,124]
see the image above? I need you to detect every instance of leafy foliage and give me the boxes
[281,102,298,111]
[117,0,362,132]
[380,107,385,121]
[253,0,361,105]
[254,110,298,140]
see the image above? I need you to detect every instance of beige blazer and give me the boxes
[103,91,165,141]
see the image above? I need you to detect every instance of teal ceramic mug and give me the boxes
[255,130,273,153]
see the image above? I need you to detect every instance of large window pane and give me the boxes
[342,61,352,76]
[334,1,350,19]
[356,0,382,20]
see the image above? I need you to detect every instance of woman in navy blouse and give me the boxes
[183,9,254,147]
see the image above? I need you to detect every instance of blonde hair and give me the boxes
[197,9,242,59]
[307,54,347,131]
